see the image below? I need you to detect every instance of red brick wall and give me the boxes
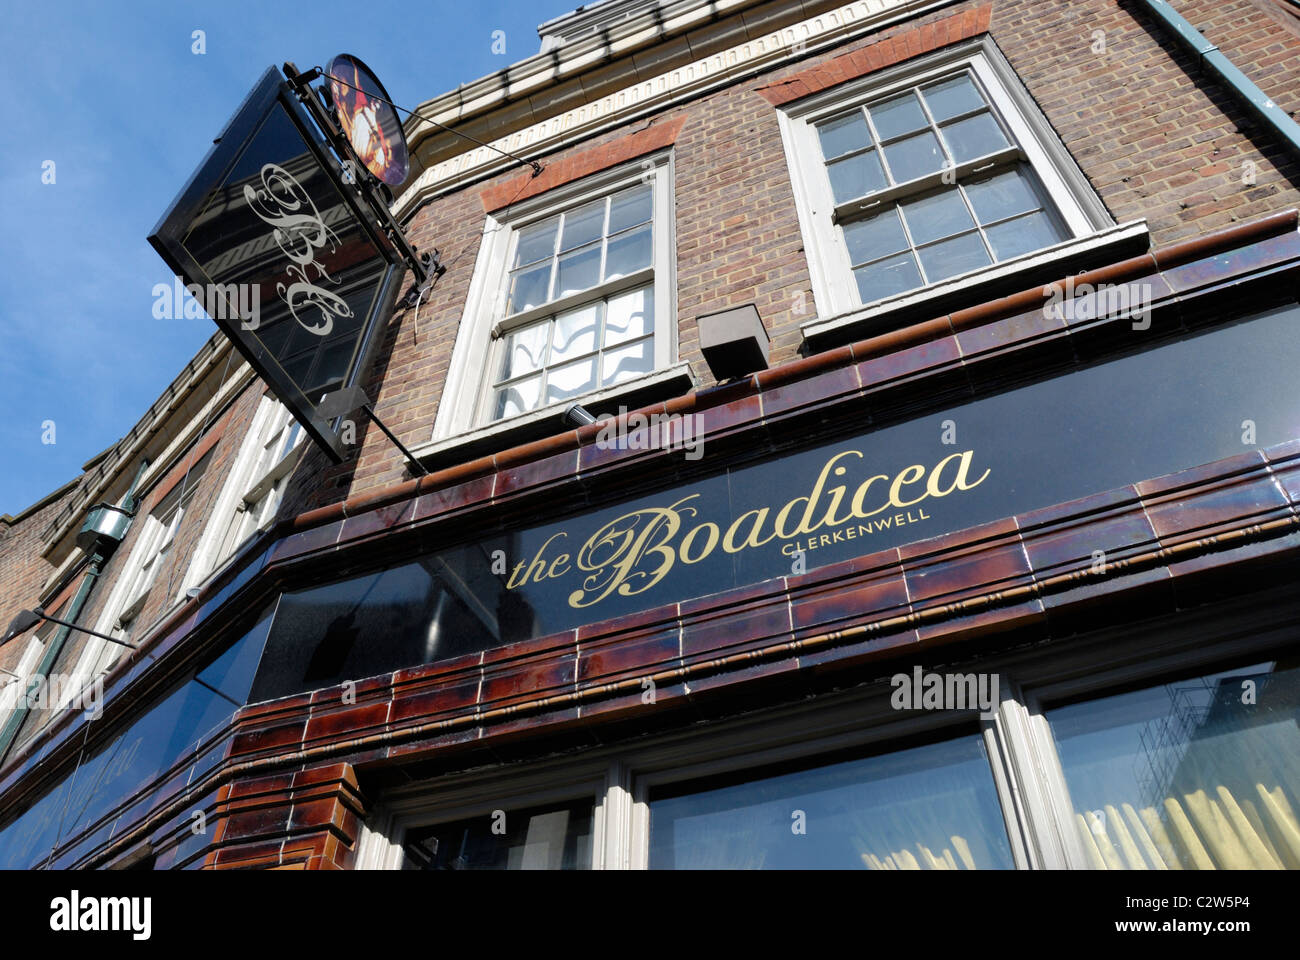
[0,490,80,678]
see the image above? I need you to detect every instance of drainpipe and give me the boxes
[0,460,149,766]
[1134,0,1300,160]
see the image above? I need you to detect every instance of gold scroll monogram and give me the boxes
[504,449,991,610]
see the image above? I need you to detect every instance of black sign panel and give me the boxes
[149,67,403,461]
[250,303,1300,700]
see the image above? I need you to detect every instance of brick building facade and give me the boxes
[1,0,1299,870]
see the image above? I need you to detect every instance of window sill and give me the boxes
[800,220,1151,354]
[411,362,697,471]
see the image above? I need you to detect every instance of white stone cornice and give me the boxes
[394,0,954,219]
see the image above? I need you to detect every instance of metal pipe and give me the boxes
[1134,0,1300,160]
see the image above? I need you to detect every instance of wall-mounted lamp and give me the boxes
[1,607,137,649]
[697,303,770,381]
[563,403,598,427]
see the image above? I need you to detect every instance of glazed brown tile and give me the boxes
[790,571,909,635]
[228,717,307,758]
[339,496,417,544]
[412,473,496,523]
[494,448,582,498]
[759,363,862,423]
[480,653,577,708]
[577,627,681,684]
[389,680,482,725]
[303,701,391,744]
[904,540,1032,606]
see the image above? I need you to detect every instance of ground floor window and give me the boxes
[646,733,1012,870]
[402,798,594,870]
[1047,660,1300,871]
[358,604,1299,870]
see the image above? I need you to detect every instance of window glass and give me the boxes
[1048,660,1300,870]
[402,799,594,870]
[0,608,272,868]
[648,734,1013,869]
[814,68,1069,305]
[490,283,655,422]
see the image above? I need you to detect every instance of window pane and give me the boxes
[899,187,976,246]
[498,320,549,380]
[602,337,654,386]
[494,375,542,419]
[546,357,597,403]
[550,303,599,364]
[882,130,946,181]
[964,166,1040,224]
[843,208,909,266]
[513,217,557,268]
[817,111,871,159]
[507,261,552,314]
[648,735,1013,869]
[1048,661,1300,870]
[869,91,928,140]
[984,211,1065,260]
[604,223,652,281]
[560,199,606,252]
[826,150,886,203]
[916,231,992,282]
[555,244,602,298]
[854,253,923,304]
[605,285,653,346]
[609,184,653,234]
[922,74,985,122]
[402,800,593,870]
[941,112,1009,163]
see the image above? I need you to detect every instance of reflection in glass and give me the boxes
[402,800,593,869]
[1049,660,1300,869]
[0,608,273,868]
[827,150,886,204]
[917,231,992,282]
[899,187,975,246]
[817,111,872,159]
[843,208,909,266]
[882,130,945,181]
[870,91,928,140]
[855,253,922,304]
[560,200,605,252]
[608,185,652,234]
[940,112,1008,163]
[648,734,1012,868]
[604,224,652,280]
[922,74,985,122]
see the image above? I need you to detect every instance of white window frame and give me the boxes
[182,393,305,594]
[429,150,680,447]
[777,36,1138,336]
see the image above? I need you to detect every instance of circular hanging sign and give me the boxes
[326,53,410,186]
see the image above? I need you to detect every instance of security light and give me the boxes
[563,403,597,427]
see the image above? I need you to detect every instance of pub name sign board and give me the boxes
[148,65,409,461]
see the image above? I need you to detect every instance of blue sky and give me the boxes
[0,0,578,516]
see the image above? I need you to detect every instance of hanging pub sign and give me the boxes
[325,54,410,186]
[148,64,416,461]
